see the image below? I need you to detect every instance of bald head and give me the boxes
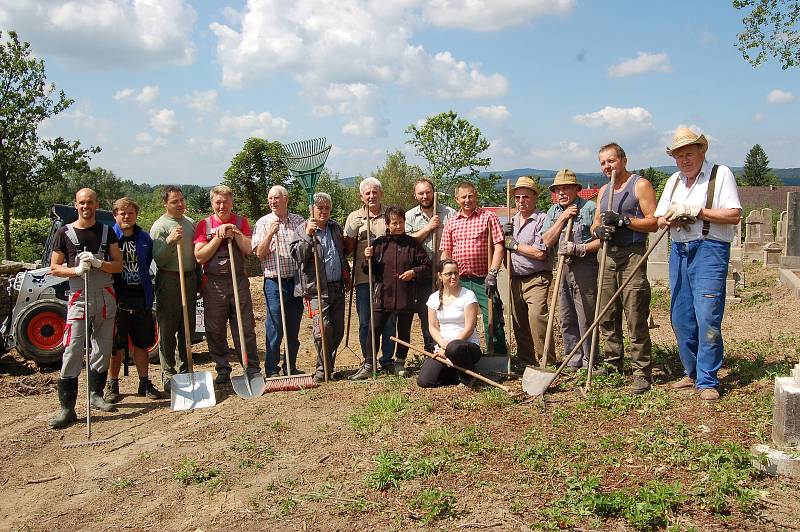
[76,188,98,203]
[74,188,98,226]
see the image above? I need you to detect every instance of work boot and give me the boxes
[630,376,652,395]
[49,378,78,429]
[670,376,695,390]
[215,370,231,385]
[348,365,374,381]
[138,377,164,400]
[104,378,121,404]
[394,359,408,378]
[313,370,326,384]
[89,370,118,412]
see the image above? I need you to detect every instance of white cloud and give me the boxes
[135,132,152,143]
[0,0,197,67]
[573,106,653,130]
[177,89,219,113]
[307,82,388,138]
[218,111,289,139]
[188,137,227,152]
[149,108,179,135]
[532,141,591,161]
[132,145,153,155]
[469,105,511,126]
[114,88,135,101]
[767,89,795,105]
[753,112,764,123]
[423,0,574,31]
[608,52,671,78]
[114,85,160,107]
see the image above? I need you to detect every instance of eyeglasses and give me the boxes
[441,271,459,277]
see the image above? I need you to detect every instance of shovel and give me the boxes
[522,227,668,397]
[540,217,574,367]
[228,238,265,398]
[171,241,216,411]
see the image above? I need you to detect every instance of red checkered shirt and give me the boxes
[440,208,504,277]
[251,212,306,278]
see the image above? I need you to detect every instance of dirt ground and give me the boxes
[1,265,799,531]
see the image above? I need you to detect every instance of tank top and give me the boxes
[600,174,646,247]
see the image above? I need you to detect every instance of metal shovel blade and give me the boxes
[231,372,265,399]
[522,366,557,397]
[171,371,217,411]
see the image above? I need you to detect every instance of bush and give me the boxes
[1,217,51,263]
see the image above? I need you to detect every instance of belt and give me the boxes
[607,241,647,253]
[266,276,294,281]
[513,271,551,279]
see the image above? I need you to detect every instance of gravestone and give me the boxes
[776,210,788,253]
[752,363,800,479]
[646,232,669,285]
[762,208,774,242]
[780,192,800,269]
[763,242,782,268]
[744,210,765,254]
[733,219,743,248]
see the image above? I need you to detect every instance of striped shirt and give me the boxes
[251,212,306,278]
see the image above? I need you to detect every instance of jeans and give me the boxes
[263,277,304,375]
[669,239,730,389]
[356,283,396,368]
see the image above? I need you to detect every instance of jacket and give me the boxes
[290,220,351,298]
[362,233,431,312]
[112,223,155,310]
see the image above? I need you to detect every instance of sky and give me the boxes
[3,0,800,186]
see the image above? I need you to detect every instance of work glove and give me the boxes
[558,241,587,257]
[485,271,497,296]
[664,203,701,222]
[78,251,102,268]
[593,225,615,241]
[601,210,631,227]
[74,259,90,276]
[504,236,518,251]
[502,222,514,237]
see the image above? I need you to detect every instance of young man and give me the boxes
[252,185,307,377]
[150,186,197,392]
[104,197,163,403]
[49,188,123,429]
[194,185,261,385]
[591,143,658,395]
[655,128,742,402]
[541,170,601,371]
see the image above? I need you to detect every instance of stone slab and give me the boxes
[778,269,800,299]
[780,256,800,269]
[752,444,800,479]
[787,192,800,257]
[773,374,800,447]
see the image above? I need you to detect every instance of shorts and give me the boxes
[114,306,156,351]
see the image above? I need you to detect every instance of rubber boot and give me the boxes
[138,377,164,400]
[104,378,121,403]
[49,378,78,429]
[89,370,118,412]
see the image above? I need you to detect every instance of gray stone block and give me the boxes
[773,374,800,447]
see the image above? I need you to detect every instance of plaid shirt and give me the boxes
[251,212,306,278]
[440,208,504,277]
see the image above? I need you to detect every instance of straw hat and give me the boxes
[513,176,540,194]
[549,169,582,192]
[666,127,708,156]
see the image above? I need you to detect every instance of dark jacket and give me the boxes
[290,220,350,298]
[112,223,155,310]
[362,233,431,312]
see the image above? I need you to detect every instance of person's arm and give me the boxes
[439,219,453,260]
[103,242,124,274]
[631,178,659,233]
[589,184,606,234]
[409,214,440,242]
[698,207,742,225]
[253,217,277,260]
[151,222,183,267]
[427,306,446,349]
[50,250,78,278]
[491,243,504,271]
[542,205,577,248]
[452,301,479,341]
[194,229,223,265]
[488,215,504,272]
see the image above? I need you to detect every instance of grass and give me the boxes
[173,458,223,490]
[348,392,411,435]
[110,477,134,491]
[366,448,453,491]
[411,488,456,523]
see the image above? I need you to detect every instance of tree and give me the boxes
[734,0,800,69]
[223,137,288,222]
[635,167,672,197]
[0,31,100,259]
[741,144,782,186]
[287,169,359,224]
[405,110,491,195]
[371,151,423,210]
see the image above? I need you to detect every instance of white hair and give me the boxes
[359,177,382,194]
[313,192,332,207]
[268,185,288,197]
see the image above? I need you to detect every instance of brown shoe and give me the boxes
[699,388,720,402]
[670,376,695,390]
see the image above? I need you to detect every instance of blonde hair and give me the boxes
[209,184,234,200]
[112,197,140,215]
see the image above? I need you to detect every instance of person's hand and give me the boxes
[268,220,280,236]
[485,271,497,296]
[504,235,518,251]
[502,222,514,237]
[558,204,579,223]
[559,241,587,257]
[593,225,615,241]
[78,251,102,268]
[74,260,90,276]
[364,245,373,258]
[305,218,318,236]
[664,203,701,221]
[427,215,440,231]
[166,226,183,244]
[398,269,415,281]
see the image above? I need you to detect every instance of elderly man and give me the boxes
[150,186,197,392]
[344,177,398,379]
[590,143,658,394]
[194,185,261,385]
[252,185,306,378]
[290,192,351,383]
[503,176,553,368]
[655,128,742,402]
[405,177,456,355]
[49,188,123,429]
[440,181,507,354]
[542,170,601,371]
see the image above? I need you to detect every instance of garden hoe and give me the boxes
[170,241,216,411]
[228,239,265,399]
[537,217,574,370]
[522,227,668,397]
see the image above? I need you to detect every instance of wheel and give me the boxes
[14,299,66,366]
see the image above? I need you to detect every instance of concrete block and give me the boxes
[773,374,800,447]
[780,256,800,269]
[752,444,800,479]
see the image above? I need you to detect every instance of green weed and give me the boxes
[411,488,456,523]
[173,458,223,489]
[110,477,134,491]
[366,448,451,491]
[348,392,411,435]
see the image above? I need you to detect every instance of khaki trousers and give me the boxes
[511,272,554,366]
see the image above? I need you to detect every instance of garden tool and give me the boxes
[540,217,574,368]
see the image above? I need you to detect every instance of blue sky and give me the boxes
[3,0,799,186]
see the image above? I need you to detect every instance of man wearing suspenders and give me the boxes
[591,143,658,394]
[48,188,123,429]
[655,128,742,402]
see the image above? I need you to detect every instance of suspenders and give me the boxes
[65,223,109,264]
[669,164,718,237]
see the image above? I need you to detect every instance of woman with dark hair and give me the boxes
[418,259,482,388]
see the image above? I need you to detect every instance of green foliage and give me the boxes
[405,110,491,195]
[740,144,781,186]
[636,167,672,197]
[411,488,456,523]
[365,448,451,490]
[223,137,288,223]
[371,150,423,210]
[173,458,223,487]
[0,216,50,263]
[734,0,800,69]
[348,392,411,435]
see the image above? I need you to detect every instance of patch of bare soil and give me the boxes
[0,269,798,531]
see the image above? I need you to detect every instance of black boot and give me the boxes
[89,370,118,412]
[49,378,78,429]
[138,377,164,400]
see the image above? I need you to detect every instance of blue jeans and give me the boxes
[356,283,396,368]
[669,239,730,389]
[263,277,303,374]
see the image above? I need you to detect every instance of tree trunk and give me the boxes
[0,169,11,261]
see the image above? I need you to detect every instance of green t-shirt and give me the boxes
[150,214,196,272]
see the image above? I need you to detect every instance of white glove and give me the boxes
[78,251,102,268]
[558,241,587,257]
[664,203,701,222]
[74,260,90,275]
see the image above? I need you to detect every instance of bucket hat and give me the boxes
[549,169,582,192]
[666,127,708,156]
[513,176,540,194]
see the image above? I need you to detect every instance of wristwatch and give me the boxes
[513,243,519,251]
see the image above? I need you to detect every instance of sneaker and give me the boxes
[215,371,231,385]
[313,371,326,384]
[104,378,121,404]
[287,367,305,376]
[266,371,281,379]
[394,360,408,378]
[630,376,651,395]
[699,388,720,402]
[379,365,395,375]
[670,376,695,390]
[138,379,164,400]
[348,365,374,381]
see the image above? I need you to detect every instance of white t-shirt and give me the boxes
[654,160,742,243]
[426,287,480,346]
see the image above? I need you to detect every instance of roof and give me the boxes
[736,186,800,212]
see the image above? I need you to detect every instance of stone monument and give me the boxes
[753,363,800,478]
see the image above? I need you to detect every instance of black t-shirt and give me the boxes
[114,232,145,306]
[53,222,118,267]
